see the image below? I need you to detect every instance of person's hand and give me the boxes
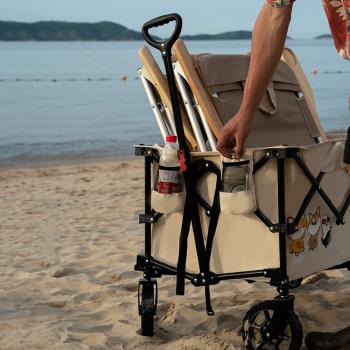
[216,112,253,159]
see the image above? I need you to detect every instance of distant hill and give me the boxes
[0,21,143,41]
[182,30,252,40]
[0,20,298,41]
[315,34,332,40]
[0,21,254,41]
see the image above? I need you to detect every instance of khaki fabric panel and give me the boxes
[194,53,321,147]
[152,213,200,273]
[213,91,317,147]
[150,142,350,277]
[152,151,280,274]
[152,200,280,275]
[282,47,327,141]
[208,214,280,274]
[283,142,350,280]
[253,153,279,224]
[286,175,350,279]
[196,54,299,87]
[296,97,322,139]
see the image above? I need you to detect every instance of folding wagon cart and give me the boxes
[134,14,350,349]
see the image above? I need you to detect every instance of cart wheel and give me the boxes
[242,300,303,350]
[289,279,302,290]
[138,280,157,337]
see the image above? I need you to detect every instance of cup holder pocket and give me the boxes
[220,158,256,215]
[220,189,256,215]
[151,190,185,214]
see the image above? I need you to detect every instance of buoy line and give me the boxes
[323,70,350,75]
[0,75,141,83]
[0,77,114,83]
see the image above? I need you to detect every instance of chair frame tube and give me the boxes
[139,72,170,141]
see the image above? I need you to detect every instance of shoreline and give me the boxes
[0,129,347,170]
[0,153,135,171]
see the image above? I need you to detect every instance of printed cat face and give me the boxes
[297,215,307,231]
[322,216,331,231]
[308,207,321,236]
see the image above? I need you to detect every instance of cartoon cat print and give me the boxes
[288,215,307,256]
[321,216,332,247]
[307,207,322,251]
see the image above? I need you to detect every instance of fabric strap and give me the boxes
[176,160,221,315]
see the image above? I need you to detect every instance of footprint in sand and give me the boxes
[120,282,138,292]
[67,323,114,333]
[216,313,241,330]
[52,265,76,278]
[45,299,67,308]
[160,304,177,324]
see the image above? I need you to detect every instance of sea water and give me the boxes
[0,40,348,165]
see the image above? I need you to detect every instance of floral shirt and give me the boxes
[266,0,350,60]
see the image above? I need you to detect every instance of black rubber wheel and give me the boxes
[242,300,303,350]
[140,282,155,336]
[289,279,303,290]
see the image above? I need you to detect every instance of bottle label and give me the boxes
[158,168,182,194]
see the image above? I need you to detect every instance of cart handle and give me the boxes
[142,13,182,56]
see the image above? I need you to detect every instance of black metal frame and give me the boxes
[135,144,350,302]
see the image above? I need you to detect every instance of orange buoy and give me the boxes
[311,68,318,75]
[120,75,128,81]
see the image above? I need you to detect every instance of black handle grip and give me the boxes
[142,13,182,55]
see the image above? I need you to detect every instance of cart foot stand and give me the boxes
[138,278,158,336]
[241,293,303,350]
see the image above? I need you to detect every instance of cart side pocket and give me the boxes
[220,157,257,215]
[151,190,185,214]
[220,190,256,215]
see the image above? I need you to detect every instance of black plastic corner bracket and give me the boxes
[139,211,163,224]
[269,223,298,235]
[191,272,220,287]
[265,148,299,159]
[134,145,156,157]
[264,268,286,288]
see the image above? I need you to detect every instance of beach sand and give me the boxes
[1,159,350,349]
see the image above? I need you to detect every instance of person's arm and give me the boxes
[217,3,293,158]
[345,127,350,174]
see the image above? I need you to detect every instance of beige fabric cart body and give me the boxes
[151,142,350,282]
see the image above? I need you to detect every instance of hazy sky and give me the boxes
[1,0,330,39]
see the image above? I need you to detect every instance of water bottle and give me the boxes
[157,135,183,194]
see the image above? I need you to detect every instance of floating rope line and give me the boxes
[0,76,141,83]
[323,70,350,75]
[0,77,114,83]
[0,71,347,83]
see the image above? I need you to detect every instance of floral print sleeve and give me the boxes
[265,0,349,59]
[322,0,350,60]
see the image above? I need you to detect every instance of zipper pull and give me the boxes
[178,149,187,172]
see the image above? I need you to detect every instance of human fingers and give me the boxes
[217,135,236,159]
[234,136,245,159]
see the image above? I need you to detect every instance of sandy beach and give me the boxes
[1,159,350,350]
